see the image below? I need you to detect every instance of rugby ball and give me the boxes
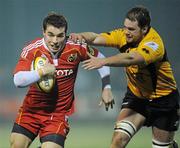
[32,57,55,93]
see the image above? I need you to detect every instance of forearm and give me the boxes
[103,53,132,67]
[80,32,99,44]
[103,52,145,67]
[14,71,41,88]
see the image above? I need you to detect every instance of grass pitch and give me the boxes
[1,121,179,148]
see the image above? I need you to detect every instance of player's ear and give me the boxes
[142,26,148,34]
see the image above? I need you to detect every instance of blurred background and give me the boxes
[0,0,179,147]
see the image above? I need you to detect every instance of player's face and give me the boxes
[124,18,144,44]
[43,25,66,53]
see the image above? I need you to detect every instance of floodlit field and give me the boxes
[1,121,179,148]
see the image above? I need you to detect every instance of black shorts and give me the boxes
[121,88,180,131]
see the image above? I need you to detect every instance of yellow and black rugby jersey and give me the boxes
[100,28,177,99]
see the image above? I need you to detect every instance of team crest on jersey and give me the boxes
[88,46,95,56]
[144,42,159,51]
[68,53,77,62]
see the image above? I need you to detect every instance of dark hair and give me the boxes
[43,12,68,32]
[126,6,151,29]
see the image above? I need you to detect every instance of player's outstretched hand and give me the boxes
[82,52,105,70]
[100,88,115,111]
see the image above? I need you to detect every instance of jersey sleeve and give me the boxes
[13,48,34,74]
[136,39,164,65]
[100,29,125,48]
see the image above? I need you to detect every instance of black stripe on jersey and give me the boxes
[118,43,138,53]
[162,49,168,62]
[146,49,168,93]
[105,32,111,35]
[146,63,157,93]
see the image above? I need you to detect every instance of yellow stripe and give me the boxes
[17,109,23,124]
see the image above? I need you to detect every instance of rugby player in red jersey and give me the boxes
[10,12,114,148]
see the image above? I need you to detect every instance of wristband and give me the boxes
[102,75,111,89]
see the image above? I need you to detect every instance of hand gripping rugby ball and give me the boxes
[32,57,55,93]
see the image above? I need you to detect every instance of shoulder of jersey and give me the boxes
[21,38,44,58]
[32,57,55,93]
[23,38,43,49]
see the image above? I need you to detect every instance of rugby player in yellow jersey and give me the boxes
[69,6,180,148]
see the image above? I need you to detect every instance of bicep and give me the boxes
[129,52,145,65]
[93,35,107,46]
[14,58,32,74]
[14,71,40,87]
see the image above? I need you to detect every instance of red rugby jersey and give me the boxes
[14,38,98,115]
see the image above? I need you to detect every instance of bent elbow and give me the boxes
[13,77,24,88]
[13,73,27,88]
